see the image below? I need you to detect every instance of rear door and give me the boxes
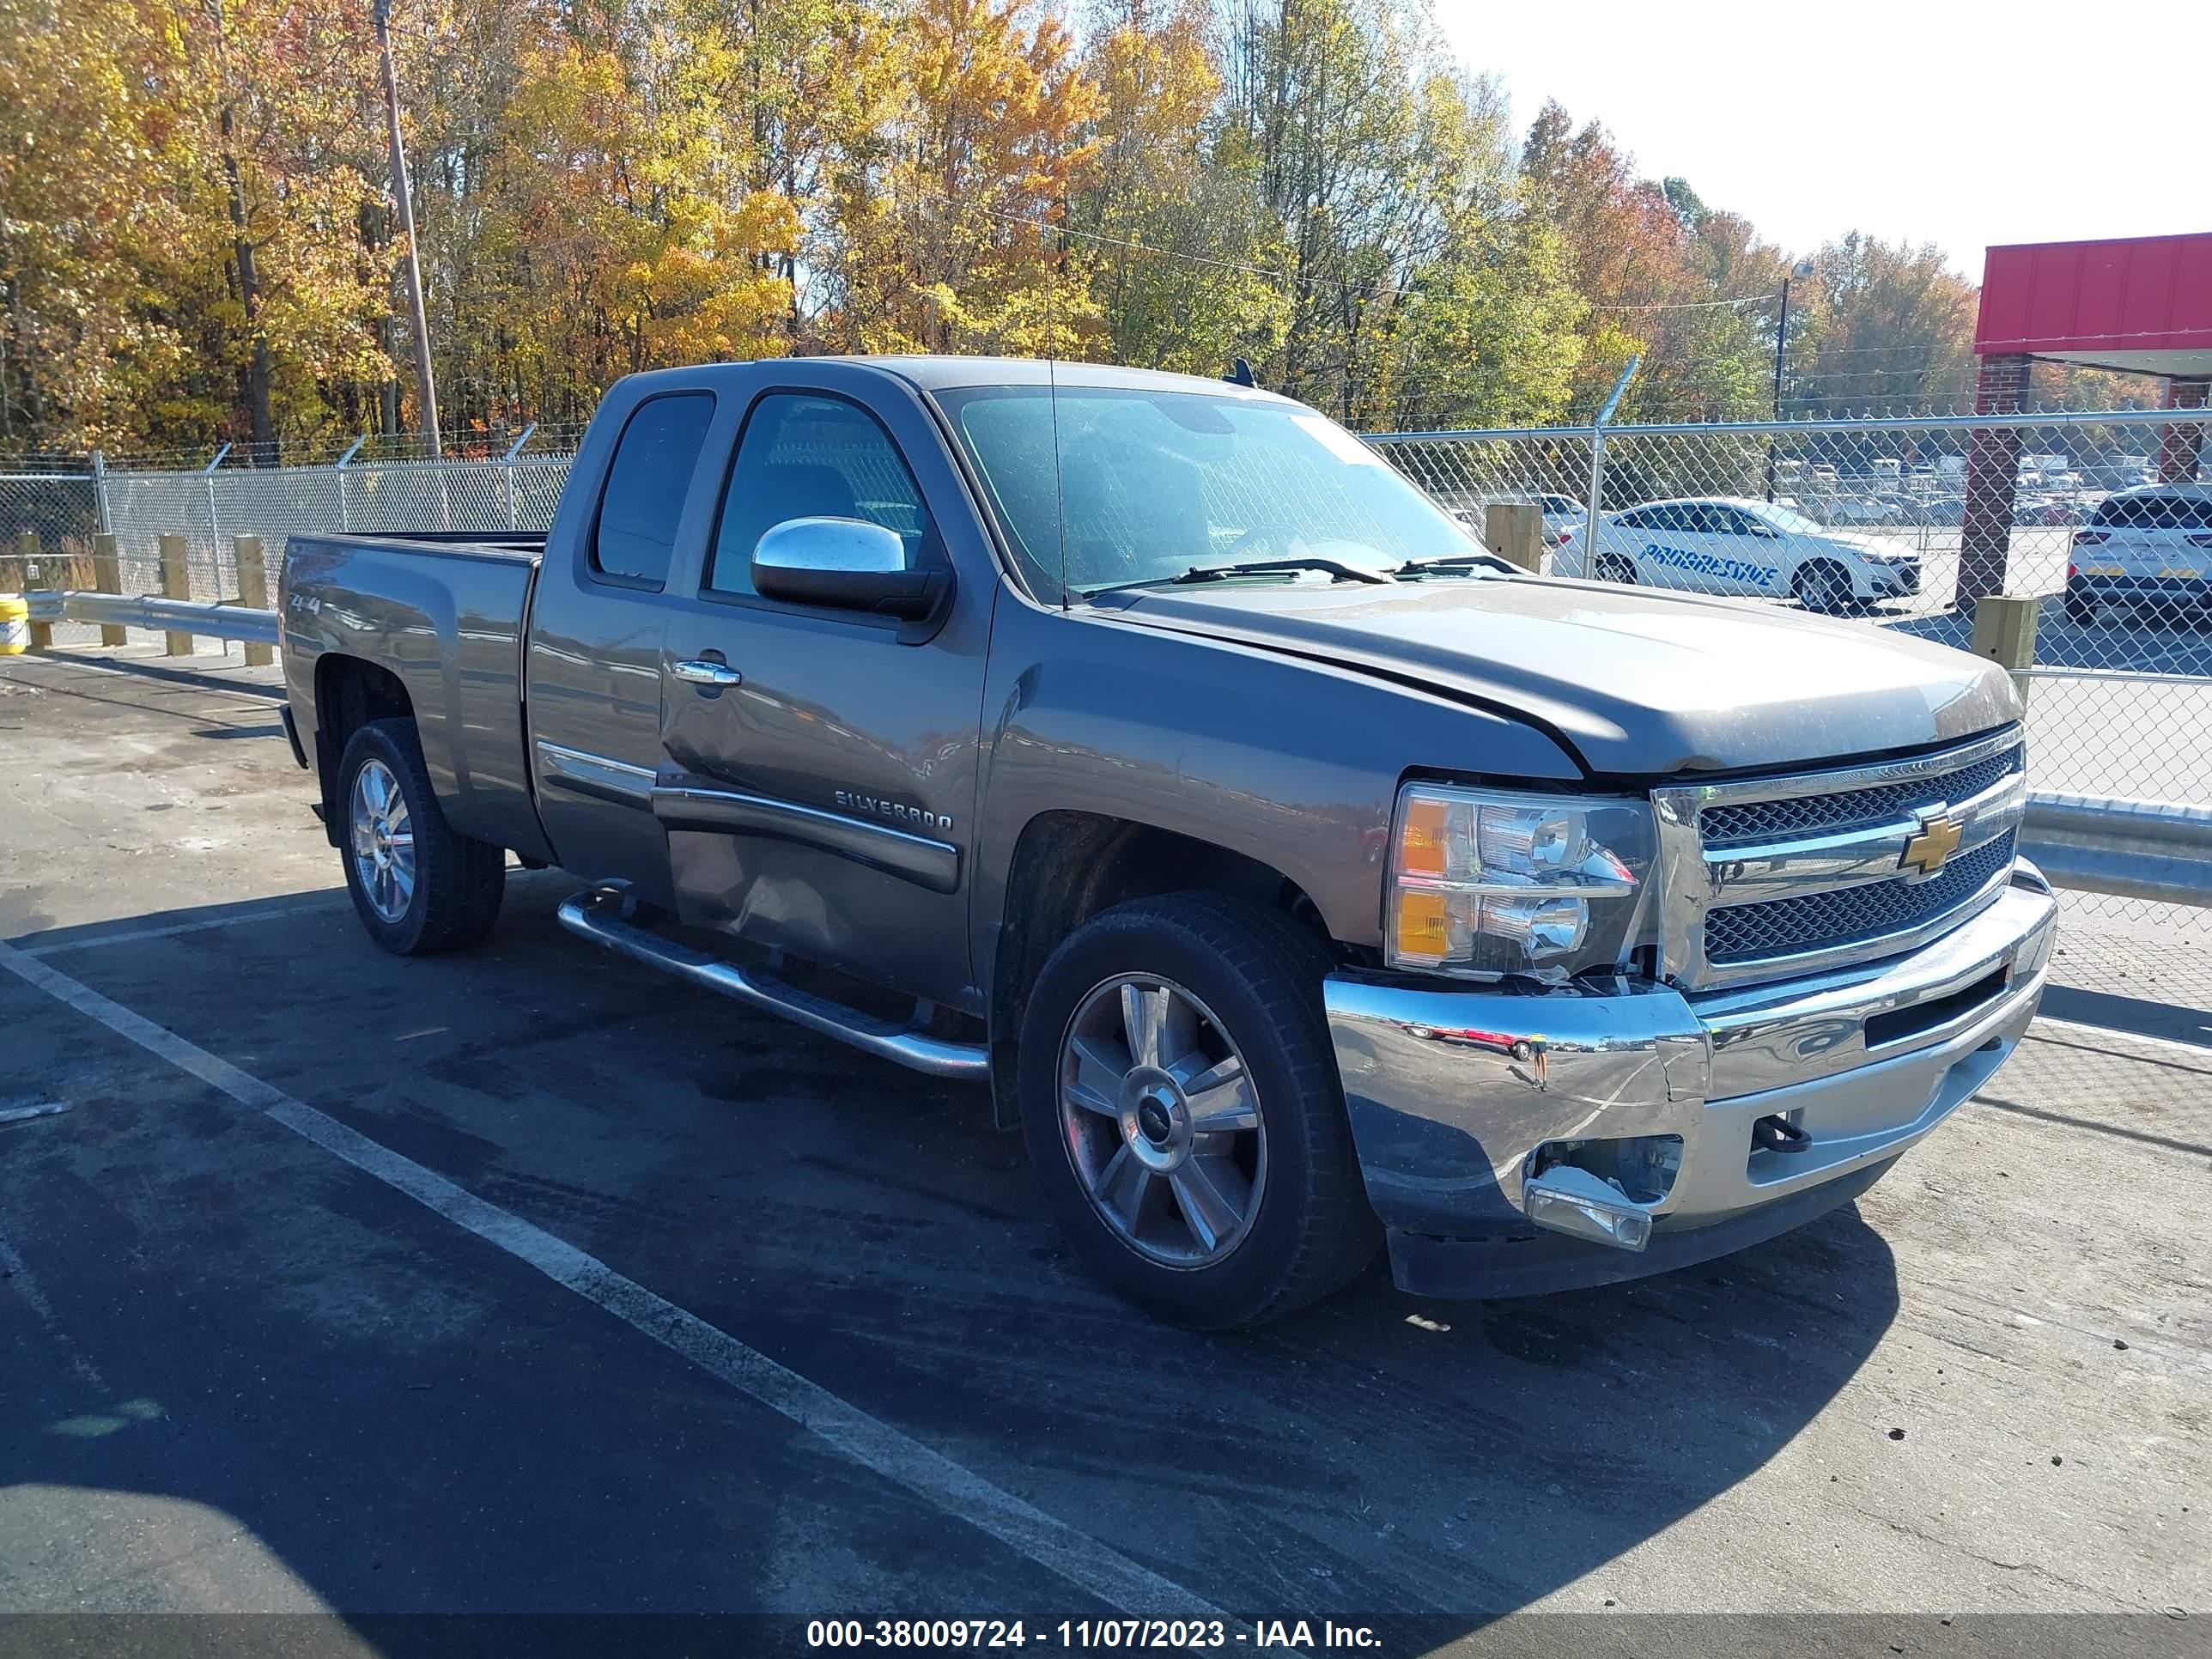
[648,365,998,1012]
[1631,502,1726,592]
[525,384,722,907]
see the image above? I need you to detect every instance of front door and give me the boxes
[650,370,997,1014]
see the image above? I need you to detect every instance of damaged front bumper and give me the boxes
[1323,869,2059,1297]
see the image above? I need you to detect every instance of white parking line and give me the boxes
[15,896,349,957]
[0,936,1220,1620]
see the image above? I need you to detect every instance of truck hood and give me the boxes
[1102,575,2018,775]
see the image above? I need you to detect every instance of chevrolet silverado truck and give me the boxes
[278,357,2057,1328]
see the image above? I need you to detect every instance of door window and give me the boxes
[591,392,716,588]
[708,394,933,598]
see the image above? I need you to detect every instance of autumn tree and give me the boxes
[1070,0,1290,375]
[822,0,1100,356]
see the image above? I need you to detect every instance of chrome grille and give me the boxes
[1700,744,2024,847]
[1705,831,2017,965]
[1653,727,2027,991]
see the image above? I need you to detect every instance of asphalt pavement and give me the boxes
[0,647,2205,1659]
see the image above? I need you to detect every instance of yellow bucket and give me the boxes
[0,594,28,655]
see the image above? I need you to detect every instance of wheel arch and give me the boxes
[312,655,415,846]
[984,810,1331,1129]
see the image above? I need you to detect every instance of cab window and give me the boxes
[591,392,716,588]
[708,394,933,598]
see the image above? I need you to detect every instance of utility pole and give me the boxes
[1765,257,1815,501]
[374,0,441,459]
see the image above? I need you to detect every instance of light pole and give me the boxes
[1765,257,1815,501]
[374,0,441,459]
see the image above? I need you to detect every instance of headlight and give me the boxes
[1387,783,1659,983]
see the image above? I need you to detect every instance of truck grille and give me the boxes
[1705,831,2018,965]
[1701,744,2023,847]
[1654,728,2027,990]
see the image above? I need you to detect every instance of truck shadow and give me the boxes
[3,886,1904,1642]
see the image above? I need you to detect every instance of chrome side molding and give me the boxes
[554,890,990,1082]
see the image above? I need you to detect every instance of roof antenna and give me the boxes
[1223,357,1255,388]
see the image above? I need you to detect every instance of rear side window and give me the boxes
[2093,492,2212,531]
[592,393,716,587]
[707,394,932,598]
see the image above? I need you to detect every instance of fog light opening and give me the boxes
[1528,1133,1681,1206]
[1521,1134,1680,1254]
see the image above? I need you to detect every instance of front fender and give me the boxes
[970,599,1583,975]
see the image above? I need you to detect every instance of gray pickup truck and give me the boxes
[279,356,2057,1328]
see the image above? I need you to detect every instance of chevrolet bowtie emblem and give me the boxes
[1899,809,1965,879]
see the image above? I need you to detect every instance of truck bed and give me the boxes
[280,531,551,861]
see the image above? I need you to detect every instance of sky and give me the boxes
[1433,0,2211,278]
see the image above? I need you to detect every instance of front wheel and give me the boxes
[337,718,505,955]
[1794,560,1854,615]
[1017,893,1379,1328]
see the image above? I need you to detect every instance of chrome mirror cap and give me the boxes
[754,516,906,575]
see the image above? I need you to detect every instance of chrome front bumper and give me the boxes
[1323,870,2059,1297]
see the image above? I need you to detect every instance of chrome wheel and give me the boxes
[349,757,416,923]
[1057,974,1266,1268]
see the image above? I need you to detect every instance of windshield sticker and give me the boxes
[1290,414,1386,467]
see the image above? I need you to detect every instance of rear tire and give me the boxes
[1591,553,1637,586]
[1017,893,1380,1329]
[336,718,505,956]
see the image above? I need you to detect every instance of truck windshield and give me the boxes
[935,385,1480,597]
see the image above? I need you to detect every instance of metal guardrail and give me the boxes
[25,588,282,647]
[2021,792,2212,908]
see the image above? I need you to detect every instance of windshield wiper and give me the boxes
[1395,551,1519,577]
[1170,556,1395,586]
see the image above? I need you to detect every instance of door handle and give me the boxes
[672,659,743,688]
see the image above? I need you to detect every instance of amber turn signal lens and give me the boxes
[1398,795,1449,877]
[1393,889,1451,963]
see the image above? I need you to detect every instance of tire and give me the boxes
[336,718,505,956]
[1591,553,1637,586]
[1793,560,1853,615]
[1017,893,1380,1329]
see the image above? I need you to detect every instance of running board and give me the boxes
[554,891,991,1082]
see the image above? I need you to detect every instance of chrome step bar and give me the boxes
[555,890,990,1081]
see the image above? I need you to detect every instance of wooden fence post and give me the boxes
[1969,592,2039,707]
[1482,501,1545,573]
[233,534,272,666]
[17,532,53,651]
[90,533,129,647]
[158,532,192,658]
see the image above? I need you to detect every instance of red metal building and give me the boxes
[1961,232,2212,601]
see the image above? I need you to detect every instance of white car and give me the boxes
[1556,496,1923,612]
[2064,483,2212,624]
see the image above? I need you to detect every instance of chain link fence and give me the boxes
[0,433,582,623]
[5,405,2208,946]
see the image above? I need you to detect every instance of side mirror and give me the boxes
[751,516,949,621]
